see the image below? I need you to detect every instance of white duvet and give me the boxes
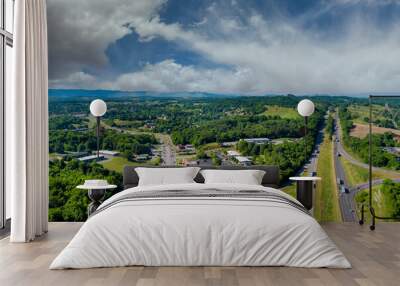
[50,183,351,269]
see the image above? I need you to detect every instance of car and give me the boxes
[337,153,341,157]
[339,185,349,193]
[337,178,344,185]
[311,172,317,177]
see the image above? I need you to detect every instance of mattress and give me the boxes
[50,183,351,269]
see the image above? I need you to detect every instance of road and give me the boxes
[157,134,176,165]
[334,113,400,222]
[101,122,176,165]
[348,178,400,217]
[295,114,326,177]
[332,116,357,222]
[335,114,400,177]
[352,178,400,192]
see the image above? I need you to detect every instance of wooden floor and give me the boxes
[0,223,399,286]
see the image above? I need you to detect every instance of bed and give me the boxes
[50,166,351,269]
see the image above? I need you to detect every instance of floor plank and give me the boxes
[0,222,399,286]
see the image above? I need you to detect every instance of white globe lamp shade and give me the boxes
[90,99,107,117]
[297,99,315,117]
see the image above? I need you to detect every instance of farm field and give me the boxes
[263,105,300,119]
[100,156,158,173]
[350,123,400,139]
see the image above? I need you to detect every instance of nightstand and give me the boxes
[77,180,117,216]
[289,177,321,210]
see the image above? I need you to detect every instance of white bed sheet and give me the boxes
[50,183,351,269]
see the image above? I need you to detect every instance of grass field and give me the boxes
[100,156,157,173]
[282,184,296,198]
[113,119,142,127]
[263,105,300,119]
[202,142,223,150]
[314,133,341,222]
[355,185,394,221]
[347,104,386,124]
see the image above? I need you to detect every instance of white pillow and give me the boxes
[200,169,266,185]
[136,167,200,186]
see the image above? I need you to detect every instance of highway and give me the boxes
[295,114,326,177]
[333,113,400,222]
[333,116,357,222]
[335,114,400,177]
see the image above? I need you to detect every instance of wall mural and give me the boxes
[47,0,400,222]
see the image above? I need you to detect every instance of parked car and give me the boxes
[311,172,317,177]
[337,178,344,185]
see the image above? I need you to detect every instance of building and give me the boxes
[227,150,240,157]
[182,158,213,166]
[243,138,271,144]
[177,144,196,154]
[221,141,237,147]
[135,154,150,162]
[151,149,162,156]
[99,150,120,157]
[235,156,252,166]
[78,155,105,162]
[65,151,89,158]
[184,144,195,151]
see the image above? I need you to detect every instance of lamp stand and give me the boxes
[96,117,100,160]
[304,116,308,160]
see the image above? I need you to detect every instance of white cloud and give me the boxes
[47,0,166,78]
[125,5,400,94]
[51,60,259,94]
[48,0,400,94]
[110,60,258,93]
[50,72,99,90]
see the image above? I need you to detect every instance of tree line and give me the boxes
[49,129,157,159]
[236,108,324,181]
[49,159,122,221]
[339,107,400,170]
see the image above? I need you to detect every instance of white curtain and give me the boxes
[8,0,49,242]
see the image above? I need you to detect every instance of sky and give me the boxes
[47,0,400,95]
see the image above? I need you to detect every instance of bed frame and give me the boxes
[123,165,280,190]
